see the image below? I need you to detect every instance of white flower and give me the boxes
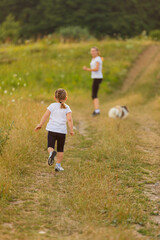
[11,99,15,102]
[23,83,26,87]
[19,77,22,81]
[17,82,20,86]
[40,101,44,104]
[39,231,46,234]
[10,92,13,95]
[29,94,32,97]
[13,74,17,77]
[12,88,15,91]
[4,90,7,94]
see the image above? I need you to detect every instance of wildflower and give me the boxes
[41,101,44,104]
[19,77,22,81]
[12,88,15,91]
[39,231,46,234]
[4,90,7,94]
[11,99,15,103]
[23,83,26,87]
[13,74,17,77]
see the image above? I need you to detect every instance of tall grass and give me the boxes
[0,91,156,239]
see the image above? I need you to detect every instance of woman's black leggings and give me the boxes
[48,131,66,152]
[92,78,102,99]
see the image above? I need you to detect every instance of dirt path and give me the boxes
[135,112,160,226]
[122,44,160,92]
[121,44,160,234]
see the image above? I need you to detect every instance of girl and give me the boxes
[35,88,74,172]
[83,47,103,116]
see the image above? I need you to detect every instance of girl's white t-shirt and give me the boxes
[90,56,103,79]
[46,103,72,134]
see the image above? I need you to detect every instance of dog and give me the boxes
[108,105,129,119]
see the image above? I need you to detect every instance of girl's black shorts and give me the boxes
[47,131,66,152]
[92,78,103,99]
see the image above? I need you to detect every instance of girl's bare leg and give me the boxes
[48,147,54,154]
[93,98,99,110]
[56,152,64,164]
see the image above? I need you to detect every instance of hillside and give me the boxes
[0,40,160,240]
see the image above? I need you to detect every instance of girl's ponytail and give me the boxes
[59,101,66,109]
[55,89,67,109]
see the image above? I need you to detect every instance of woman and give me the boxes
[83,47,103,116]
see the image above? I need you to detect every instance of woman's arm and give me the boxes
[66,112,74,136]
[35,109,51,131]
[83,62,99,72]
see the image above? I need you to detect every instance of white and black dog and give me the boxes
[108,106,129,119]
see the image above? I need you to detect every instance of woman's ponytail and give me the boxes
[92,46,104,61]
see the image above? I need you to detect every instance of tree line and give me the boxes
[0,0,160,39]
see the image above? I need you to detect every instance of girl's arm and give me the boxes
[66,112,74,136]
[83,62,99,72]
[35,109,51,131]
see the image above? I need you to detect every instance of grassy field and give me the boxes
[0,39,146,94]
[0,39,160,240]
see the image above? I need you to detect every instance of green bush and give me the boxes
[149,29,160,41]
[0,14,21,43]
[58,26,91,42]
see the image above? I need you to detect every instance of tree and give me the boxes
[0,14,20,43]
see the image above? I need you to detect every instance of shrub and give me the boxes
[0,15,21,43]
[149,29,160,41]
[58,26,91,42]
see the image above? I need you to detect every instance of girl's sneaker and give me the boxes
[92,111,100,116]
[55,166,64,171]
[48,151,57,166]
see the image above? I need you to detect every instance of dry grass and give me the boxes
[0,90,159,240]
